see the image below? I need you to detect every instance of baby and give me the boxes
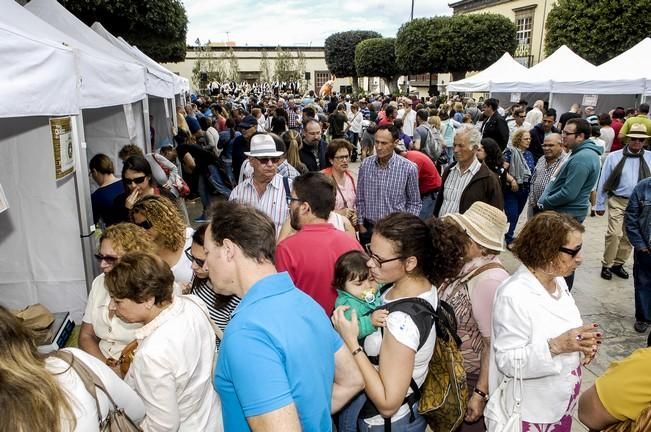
[333,250,388,339]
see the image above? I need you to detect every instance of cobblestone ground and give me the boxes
[188,160,648,431]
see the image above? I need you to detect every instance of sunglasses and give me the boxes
[94,254,119,265]
[184,247,205,267]
[124,176,147,185]
[629,137,647,142]
[559,244,582,257]
[135,219,153,230]
[255,157,281,164]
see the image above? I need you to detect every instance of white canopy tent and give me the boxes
[596,38,651,96]
[447,53,528,93]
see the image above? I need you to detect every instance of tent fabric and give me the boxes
[9,0,146,108]
[595,38,651,95]
[0,25,78,118]
[447,53,528,93]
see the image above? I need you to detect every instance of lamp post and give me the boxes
[410,0,415,21]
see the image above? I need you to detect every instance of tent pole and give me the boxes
[143,97,152,153]
[171,97,178,135]
[71,113,96,295]
[549,92,554,111]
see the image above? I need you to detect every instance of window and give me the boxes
[314,71,330,92]
[514,8,535,66]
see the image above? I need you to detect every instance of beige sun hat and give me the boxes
[444,201,509,252]
[625,123,651,139]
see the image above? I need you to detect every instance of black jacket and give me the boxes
[529,123,560,162]
[299,140,327,171]
[481,113,509,150]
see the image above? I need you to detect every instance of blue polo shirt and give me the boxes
[215,272,342,431]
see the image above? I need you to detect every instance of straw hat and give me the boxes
[625,123,651,139]
[244,134,284,158]
[444,202,508,252]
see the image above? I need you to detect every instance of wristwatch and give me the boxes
[473,387,489,402]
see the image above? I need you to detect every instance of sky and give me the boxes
[183,0,453,47]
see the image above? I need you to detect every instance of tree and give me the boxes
[295,49,307,91]
[355,38,400,94]
[274,47,297,82]
[223,48,240,82]
[395,14,517,80]
[59,0,188,62]
[324,30,382,94]
[545,0,651,65]
[259,49,273,82]
[192,56,226,90]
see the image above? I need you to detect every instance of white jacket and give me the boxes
[489,265,582,424]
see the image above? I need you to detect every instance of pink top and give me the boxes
[438,255,509,376]
[322,168,357,210]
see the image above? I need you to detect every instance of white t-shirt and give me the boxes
[47,348,145,431]
[362,286,438,425]
[402,109,417,137]
[170,227,195,287]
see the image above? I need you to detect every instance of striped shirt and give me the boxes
[191,279,240,351]
[439,158,481,217]
[356,153,421,224]
[528,152,569,207]
[229,174,291,235]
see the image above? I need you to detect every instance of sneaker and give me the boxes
[193,214,209,223]
[634,321,650,333]
[611,265,629,279]
[600,267,612,280]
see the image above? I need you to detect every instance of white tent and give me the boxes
[596,38,651,96]
[447,53,528,93]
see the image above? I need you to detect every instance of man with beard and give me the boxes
[300,119,327,171]
[275,172,362,315]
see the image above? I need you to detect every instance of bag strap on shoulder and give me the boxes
[459,262,506,284]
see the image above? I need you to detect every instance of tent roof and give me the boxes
[447,53,527,92]
[20,0,146,108]
[595,38,650,94]
[0,20,78,117]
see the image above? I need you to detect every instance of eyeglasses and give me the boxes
[94,254,119,265]
[254,157,281,165]
[629,137,647,142]
[184,247,205,267]
[559,244,582,257]
[561,130,576,136]
[333,155,350,161]
[286,195,302,205]
[518,115,526,118]
[135,219,153,230]
[365,244,402,268]
[124,176,147,185]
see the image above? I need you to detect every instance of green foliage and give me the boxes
[259,50,273,82]
[395,14,517,75]
[59,0,188,63]
[192,56,225,90]
[355,38,398,79]
[324,30,382,78]
[274,47,298,82]
[223,48,240,82]
[545,0,651,65]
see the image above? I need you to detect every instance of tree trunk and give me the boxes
[384,77,400,95]
[351,76,360,96]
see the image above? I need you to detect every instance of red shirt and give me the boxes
[275,224,362,315]
[611,118,624,151]
[404,151,442,194]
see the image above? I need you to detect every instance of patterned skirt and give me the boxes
[522,367,582,432]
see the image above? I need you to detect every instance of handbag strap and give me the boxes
[51,351,121,421]
[330,174,349,208]
[512,348,524,410]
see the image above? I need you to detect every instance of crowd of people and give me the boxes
[2,87,651,432]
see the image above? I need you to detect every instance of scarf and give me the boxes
[505,143,531,185]
[603,146,651,195]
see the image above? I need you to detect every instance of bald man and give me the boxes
[528,133,568,215]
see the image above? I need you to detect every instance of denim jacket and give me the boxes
[625,177,651,250]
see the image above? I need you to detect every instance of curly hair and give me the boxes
[512,211,584,269]
[374,213,465,286]
[511,128,530,149]
[118,144,143,161]
[99,223,155,255]
[130,195,186,251]
[105,251,174,305]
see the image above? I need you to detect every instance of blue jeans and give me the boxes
[338,392,427,432]
[207,164,232,198]
[503,186,529,245]
[419,193,437,221]
[634,249,651,323]
[221,158,235,186]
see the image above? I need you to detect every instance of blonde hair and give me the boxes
[512,128,530,149]
[131,196,186,251]
[282,130,303,171]
[100,223,156,255]
[0,306,76,432]
[428,115,441,130]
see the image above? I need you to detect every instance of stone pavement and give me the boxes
[188,160,648,431]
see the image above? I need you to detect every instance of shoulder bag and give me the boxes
[484,348,523,432]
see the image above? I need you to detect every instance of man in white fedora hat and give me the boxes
[229,133,291,235]
[596,123,651,285]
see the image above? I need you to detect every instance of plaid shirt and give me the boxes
[528,152,569,207]
[356,153,421,223]
[288,109,302,130]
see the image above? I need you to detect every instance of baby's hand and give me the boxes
[371,309,389,328]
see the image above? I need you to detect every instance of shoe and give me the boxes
[600,267,612,280]
[590,210,596,217]
[634,321,650,333]
[611,265,629,279]
[193,214,209,223]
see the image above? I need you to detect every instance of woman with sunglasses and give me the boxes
[486,212,602,431]
[111,155,176,224]
[130,195,194,288]
[78,223,156,374]
[332,213,465,431]
[185,224,240,351]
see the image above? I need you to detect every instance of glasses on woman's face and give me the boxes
[94,254,119,265]
[365,244,402,268]
[333,154,350,161]
[184,247,205,267]
[135,219,153,230]
[124,176,147,185]
[559,244,582,257]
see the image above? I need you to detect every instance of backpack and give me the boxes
[358,289,467,432]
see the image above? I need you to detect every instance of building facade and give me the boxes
[448,0,558,67]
